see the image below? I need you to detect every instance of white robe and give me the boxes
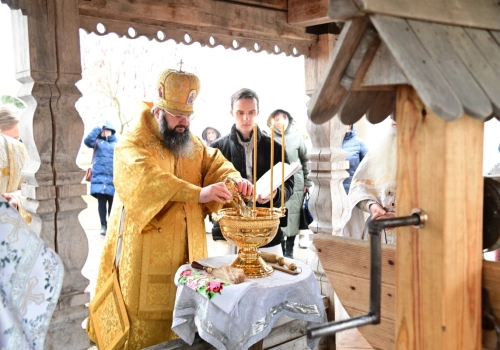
[340,127,397,244]
[0,197,64,349]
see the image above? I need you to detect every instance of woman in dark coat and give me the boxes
[84,121,117,235]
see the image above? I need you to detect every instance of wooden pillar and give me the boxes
[396,86,482,349]
[6,1,90,348]
[305,32,347,236]
[305,31,348,350]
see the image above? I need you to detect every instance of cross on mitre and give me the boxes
[178,59,184,72]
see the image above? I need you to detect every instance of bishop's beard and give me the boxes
[158,117,193,158]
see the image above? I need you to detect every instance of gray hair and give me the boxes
[151,106,167,119]
[0,105,20,131]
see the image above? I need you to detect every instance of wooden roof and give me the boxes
[308,7,500,125]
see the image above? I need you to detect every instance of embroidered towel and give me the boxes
[174,264,257,314]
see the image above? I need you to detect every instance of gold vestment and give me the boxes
[0,134,31,222]
[87,105,241,349]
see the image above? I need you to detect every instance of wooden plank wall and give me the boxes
[314,234,396,350]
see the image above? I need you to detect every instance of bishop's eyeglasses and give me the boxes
[165,110,195,121]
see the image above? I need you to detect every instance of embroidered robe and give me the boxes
[87,104,241,349]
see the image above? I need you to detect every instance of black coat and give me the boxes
[210,124,294,247]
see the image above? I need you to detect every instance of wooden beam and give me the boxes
[307,16,370,124]
[304,33,337,96]
[79,15,312,57]
[223,0,287,10]
[79,0,315,45]
[354,0,500,31]
[328,0,364,22]
[396,86,483,349]
[288,0,330,27]
[348,35,380,91]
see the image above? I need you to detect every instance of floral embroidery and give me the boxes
[0,198,64,349]
[178,269,229,300]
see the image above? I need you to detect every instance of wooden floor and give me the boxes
[336,328,373,350]
[334,297,373,350]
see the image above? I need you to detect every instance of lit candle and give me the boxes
[281,123,285,209]
[270,120,274,211]
[253,124,257,211]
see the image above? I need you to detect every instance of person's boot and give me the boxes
[284,238,295,259]
[281,238,286,254]
[100,222,107,236]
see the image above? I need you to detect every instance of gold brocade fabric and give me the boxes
[0,135,31,223]
[87,104,241,349]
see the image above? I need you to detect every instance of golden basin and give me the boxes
[211,207,285,278]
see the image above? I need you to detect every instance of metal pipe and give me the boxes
[307,210,426,340]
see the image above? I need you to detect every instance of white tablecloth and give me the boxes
[171,255,326,350]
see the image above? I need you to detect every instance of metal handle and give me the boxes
[307,209,427,339]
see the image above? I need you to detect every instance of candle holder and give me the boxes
[211,207,286,278]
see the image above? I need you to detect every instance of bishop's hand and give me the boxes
[199,182,233,204]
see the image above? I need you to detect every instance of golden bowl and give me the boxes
[211,207,285,278]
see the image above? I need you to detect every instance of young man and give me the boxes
[211,88,294,255]
[86,69,253,349]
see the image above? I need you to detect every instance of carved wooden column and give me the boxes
[305,31,348,348]
[5,0,90,348]
[305,32,348,236]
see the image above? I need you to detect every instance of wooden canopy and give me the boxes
[0,0,496,348]
[78,0,318,57]
[308,2,500,125]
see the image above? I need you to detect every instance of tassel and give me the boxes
[191,261,246,284]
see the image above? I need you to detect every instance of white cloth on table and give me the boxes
[174,264,257,314]
[172,255,326,350]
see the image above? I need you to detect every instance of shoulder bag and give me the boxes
[299,190,314,230]
[84,139,98,182]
